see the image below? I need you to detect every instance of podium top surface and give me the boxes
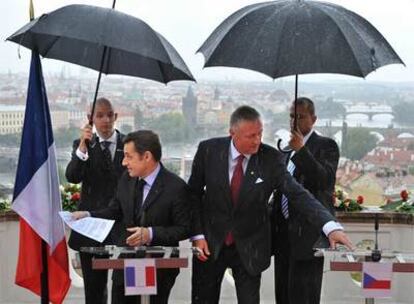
[81,246,193,270]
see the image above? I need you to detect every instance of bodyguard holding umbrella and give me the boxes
[66,98,125,304]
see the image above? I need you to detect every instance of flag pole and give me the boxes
[41,240,49,304]
[29,1,50,303]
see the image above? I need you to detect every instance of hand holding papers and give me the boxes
[59,211,115,243]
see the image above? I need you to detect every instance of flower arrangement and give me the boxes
[381,190,414,213]
[60,183,81,212]
[0,198,11,212]
[333,188,364,212]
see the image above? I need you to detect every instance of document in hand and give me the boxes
[59,211,115,243]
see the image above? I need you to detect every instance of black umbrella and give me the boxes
[197,0,404,149]
[7,2,195,121]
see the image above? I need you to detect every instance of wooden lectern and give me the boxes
[81,245,192,304]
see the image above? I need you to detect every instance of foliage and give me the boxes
[316,98,346,119]
[333,188,364,212]
[393,102,414,124]
[60,183,81,212]
[380,190,414,213]
[54,127,81,148]
[0,133,21,147]
[134,107,144,129]
[0,198,11,211]
[342,127,377,160]
[148,112,195,143]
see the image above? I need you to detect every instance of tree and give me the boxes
[342,128,377,160]
[148,112,194,143]
[393,102,414,124]
[134,107,144,129]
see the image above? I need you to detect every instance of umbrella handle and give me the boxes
[277,138,292,153]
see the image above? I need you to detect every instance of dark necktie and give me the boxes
[101,141,112,169]
[225,154,245,246]
[134,179,147,224]
[281,157,295,219]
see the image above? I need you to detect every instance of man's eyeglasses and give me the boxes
[289,113,309,120]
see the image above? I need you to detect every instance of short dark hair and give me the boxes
[293,97,315,115]
[124,130,162,161]
[230,105,261,127]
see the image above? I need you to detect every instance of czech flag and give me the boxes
[12,52,71,303]
[362,262,392,298]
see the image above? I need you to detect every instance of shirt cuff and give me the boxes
[322,221,343,236]
[190,234,205,241]
[147,227,153,245]
[76,148,89,161]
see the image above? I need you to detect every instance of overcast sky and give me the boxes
[1,0,413,83]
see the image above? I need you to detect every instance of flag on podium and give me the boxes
[362,262,392,298]
[12,52,71,303]
[124,259,157,295]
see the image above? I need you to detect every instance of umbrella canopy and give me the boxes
[198,0,404,151]
[7,4,195,84]
[198,0,403,79]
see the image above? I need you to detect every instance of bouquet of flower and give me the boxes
[60,184,81,212]
[333,188,364,212]
[0,198,11,212]
[381,190,414,213]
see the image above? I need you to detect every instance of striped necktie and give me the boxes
[281,158,295,219]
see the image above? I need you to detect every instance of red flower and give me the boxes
[400,190,409,201]
[71,192,81,201]
[357,195,364,205]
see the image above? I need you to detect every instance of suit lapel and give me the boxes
[236,152,260,210]
[113,131,124,166]
[126,177,139,227]
[219,138,232,209]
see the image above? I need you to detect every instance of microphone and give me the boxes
[135,210,146,258]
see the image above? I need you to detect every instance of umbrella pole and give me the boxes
[294,74,298,131]
[89,0,117,124]
[276,74,298,153]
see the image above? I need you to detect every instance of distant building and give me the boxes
[182,86,197,126]
[0,105,25,134]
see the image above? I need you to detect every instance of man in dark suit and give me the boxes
[73,130,191,304]
[273,97,339,304]
[190,105,351,304]
[66,97,125,304]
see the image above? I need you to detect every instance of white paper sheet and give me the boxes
[59,211,115,243]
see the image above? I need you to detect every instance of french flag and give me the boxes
[12,52,71,303]
[124,259,157,295]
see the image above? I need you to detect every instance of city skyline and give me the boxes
[0,0,413,84]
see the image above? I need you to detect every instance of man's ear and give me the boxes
[114,113,118,121]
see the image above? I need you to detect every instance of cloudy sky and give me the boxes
[0,0,413,83]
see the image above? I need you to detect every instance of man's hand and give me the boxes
[126,227,150,246]
[289,129,304,151]
[78,123,93,153]
[71,211,89,220]
[328,230,354,250]
[192,239,210,262]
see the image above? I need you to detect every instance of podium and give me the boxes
[316,249,414,304]
[81,245,192,304]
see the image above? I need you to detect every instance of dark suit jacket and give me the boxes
[189,137,336,276]
[92,165,191,284]
[66,131,125,250]
[272,132,339,260]
[92,165,191,247]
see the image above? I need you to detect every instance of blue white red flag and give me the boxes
[12,52,71,304]
[362,262,392,298]
[124,259,157,295]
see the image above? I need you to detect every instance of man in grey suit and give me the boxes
[189,105,352,304]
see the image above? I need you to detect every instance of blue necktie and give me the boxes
[281,158,295,219]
